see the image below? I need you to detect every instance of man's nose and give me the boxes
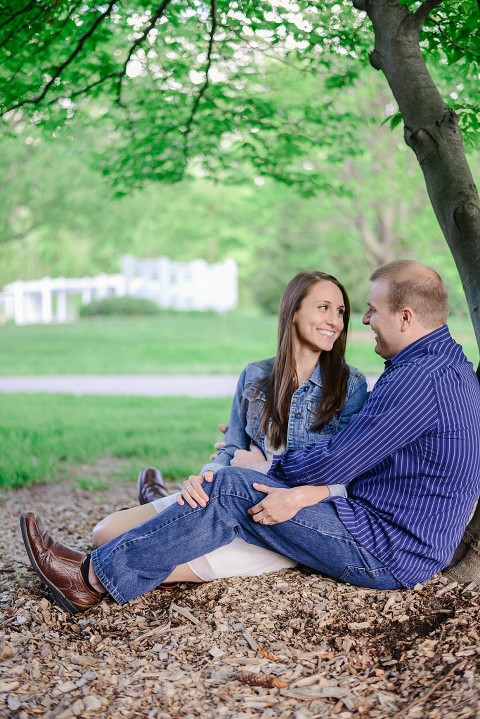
[362,310,370,325]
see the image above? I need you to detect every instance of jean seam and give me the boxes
[289,516,362,547]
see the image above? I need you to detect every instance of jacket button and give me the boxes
[295,412,302,418]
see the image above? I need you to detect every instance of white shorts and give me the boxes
[152,493,297,581]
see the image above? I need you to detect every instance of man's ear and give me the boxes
[400,307,414,330]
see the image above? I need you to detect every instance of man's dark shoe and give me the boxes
[20,512,104,615]
[137,467,170,505]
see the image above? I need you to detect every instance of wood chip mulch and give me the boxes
[1,462,479,719]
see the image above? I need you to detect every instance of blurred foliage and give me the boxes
[79,296,160,317]
[0,76,476,315]
[0,2,478,318]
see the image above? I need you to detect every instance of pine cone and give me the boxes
[237,671,287,689]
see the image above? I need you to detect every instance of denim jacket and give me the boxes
[201,358,368,497]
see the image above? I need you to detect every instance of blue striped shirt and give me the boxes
[269,326,480,587]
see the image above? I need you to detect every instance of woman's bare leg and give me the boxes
[88,559,202,593]
[92,505,157,547]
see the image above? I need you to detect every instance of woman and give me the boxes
[92,271,368,583]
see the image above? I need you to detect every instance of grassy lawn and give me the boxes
[0,311,477,376]
[0,312,278,375]
[0,394,231,489]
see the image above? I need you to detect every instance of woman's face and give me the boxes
[293,280,345,354]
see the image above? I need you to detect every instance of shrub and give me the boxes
[79,296,160,317]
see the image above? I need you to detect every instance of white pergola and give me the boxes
[0,256,238,324]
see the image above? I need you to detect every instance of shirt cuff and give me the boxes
[327,483,348,498]
[199,462,222,475]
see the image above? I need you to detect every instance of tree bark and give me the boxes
[361,0,480,582]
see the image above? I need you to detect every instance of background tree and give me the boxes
[1,0,479,579]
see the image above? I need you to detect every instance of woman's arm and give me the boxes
[336,372,369,433]
[179,365,266,508]
[199,366,253,475]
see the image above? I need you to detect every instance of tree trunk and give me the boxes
[357,0,480,582]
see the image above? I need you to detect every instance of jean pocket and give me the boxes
[339,564,401,590]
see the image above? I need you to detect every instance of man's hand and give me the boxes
[231,446,271,474]
[209,422,227,461]
[177,471,214,509]
[248,483,330,525]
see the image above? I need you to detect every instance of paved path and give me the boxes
[0,375,240,397]
[0,374,378,397]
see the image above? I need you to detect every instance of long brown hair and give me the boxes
[260,271,351,450]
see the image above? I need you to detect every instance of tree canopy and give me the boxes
[1,2,478,189]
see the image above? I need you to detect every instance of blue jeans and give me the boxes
[92,467,402,603]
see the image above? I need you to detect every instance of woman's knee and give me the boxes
[92,513,118,548]
[92,504,158,548]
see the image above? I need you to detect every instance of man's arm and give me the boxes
[269,364,438,487]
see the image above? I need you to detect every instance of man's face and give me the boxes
[362,279,405,359]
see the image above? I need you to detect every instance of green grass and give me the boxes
[0,311,477,376]
[0,312,278,375]
[0,394,231,489]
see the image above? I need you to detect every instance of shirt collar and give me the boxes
[388,325,451,367]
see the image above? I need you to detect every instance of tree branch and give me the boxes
[116,0,172,105]
[182,0,218,164]
[5,0,117,113]
[432,19,480,61]
[0,0,36,31]
[25,1,85,61]
[43,72,120,108]
[414,0,444,25]
[0,2,48,51]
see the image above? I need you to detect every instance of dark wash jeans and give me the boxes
[91,467,402,604]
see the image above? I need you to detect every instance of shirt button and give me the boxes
[295,412,302,418]
[304,387,308,392]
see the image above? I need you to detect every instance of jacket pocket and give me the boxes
[243,384,267,444]
[306,400,339,442]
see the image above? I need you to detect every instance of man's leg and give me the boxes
[91,466,401,604]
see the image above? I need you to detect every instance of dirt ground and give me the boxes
[1,460,479,719]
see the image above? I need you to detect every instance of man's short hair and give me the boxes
[370,260,449,329]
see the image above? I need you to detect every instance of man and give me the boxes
[20,261,480,614]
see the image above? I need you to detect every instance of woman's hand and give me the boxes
[231,446,271,474]
[177,471,214,509]
[209,423,228,461]
[248,483,330,525]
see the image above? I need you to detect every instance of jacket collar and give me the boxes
[307,362,323,387]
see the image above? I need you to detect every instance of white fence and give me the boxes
[0,255,238,325]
